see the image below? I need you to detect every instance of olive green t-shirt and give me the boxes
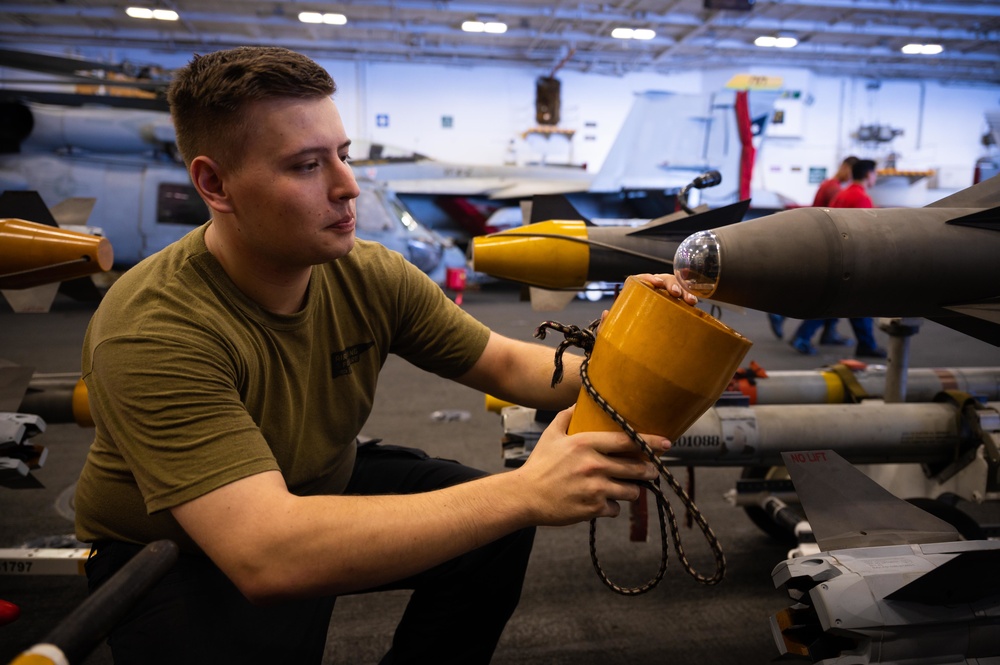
[74,225,490,552]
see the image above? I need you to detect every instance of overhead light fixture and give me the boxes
[611,27,656,40]
[901,43,943,55]
[125,7,179,21]
[299,12,347,25]
[754,35,797,48]
[462,20,507,34]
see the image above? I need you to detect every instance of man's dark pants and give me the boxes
[85,441,536,664]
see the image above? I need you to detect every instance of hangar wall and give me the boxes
[322,56,998,206]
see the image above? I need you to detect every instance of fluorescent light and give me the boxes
[463,20,506,33]
[902,43,943,55]
[755,35,796,48]
[126,6,178,21]
[299,12,346,25]
[612,27,655,40]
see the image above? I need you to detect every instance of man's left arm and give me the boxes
[454,273,696,410]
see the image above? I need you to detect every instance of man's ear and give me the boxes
[190,156,234,214]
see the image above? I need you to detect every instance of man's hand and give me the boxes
[513,407,670,526]
[633,273,698,305]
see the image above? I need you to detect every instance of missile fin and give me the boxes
[627,199,750,238]
[528,287,579,312]
[529,195,590,225]
[0,283,59,314]
[885,547,1000,604]
[926,173,1000,209]
[49,197,96,228]
[0,190,57,226]
[943,205,1000,231]
[781,450,960,552]
[929,299,1000,346]
[0,361,35,412]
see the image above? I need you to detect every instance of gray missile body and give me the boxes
[674,175,1000,345]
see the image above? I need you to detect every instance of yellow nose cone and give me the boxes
[568,276,752,439]
[471,220,589,289]
[0,218,113,289]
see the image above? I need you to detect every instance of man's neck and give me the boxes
[204,221,312,315]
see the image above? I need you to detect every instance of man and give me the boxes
[813,155,859,207]
[830,158,878,208]
[775,156,860,349]
[74,46,694,664]
[790,159,886,358]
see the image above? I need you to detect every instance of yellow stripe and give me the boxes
[820,370,845,403]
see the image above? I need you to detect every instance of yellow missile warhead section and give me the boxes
[471,219,590,289]
[0,218,113,290]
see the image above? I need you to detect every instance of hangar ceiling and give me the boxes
[0,0,998,85]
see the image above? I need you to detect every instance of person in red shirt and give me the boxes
[830,158,877,208]
[813,156,859,207]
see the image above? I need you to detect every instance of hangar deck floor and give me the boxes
[3,283,1000,664]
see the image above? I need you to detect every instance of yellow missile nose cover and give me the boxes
[569,276,752,438]
[471,220,589,289]
[0,218,113,289]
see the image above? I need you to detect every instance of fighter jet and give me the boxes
[673,174,1000,346]
[770,449,1000,664]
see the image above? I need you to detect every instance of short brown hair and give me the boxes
[167,47,335,169]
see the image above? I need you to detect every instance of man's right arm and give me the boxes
[171,408,666,605]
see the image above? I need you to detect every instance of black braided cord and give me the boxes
[534,319,726,595]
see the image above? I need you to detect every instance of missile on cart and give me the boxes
[497,400,998,469]
[673,174,1000,345]
[728,363,1000,405]
[470,197,749,289]
[770,449,1000,664]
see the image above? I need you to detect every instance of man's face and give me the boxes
[219,96,361,269]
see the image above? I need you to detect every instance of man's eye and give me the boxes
[340,153,352,164]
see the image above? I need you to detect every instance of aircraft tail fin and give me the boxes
[589,91,734,195]
[780,450,961,551]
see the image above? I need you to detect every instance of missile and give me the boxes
[770,450,1000,664]
[727,363,1000,404]
[498,400,992,468]
[470,195,749,289]
[0,218,113,290]
[673,174,1000,345]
